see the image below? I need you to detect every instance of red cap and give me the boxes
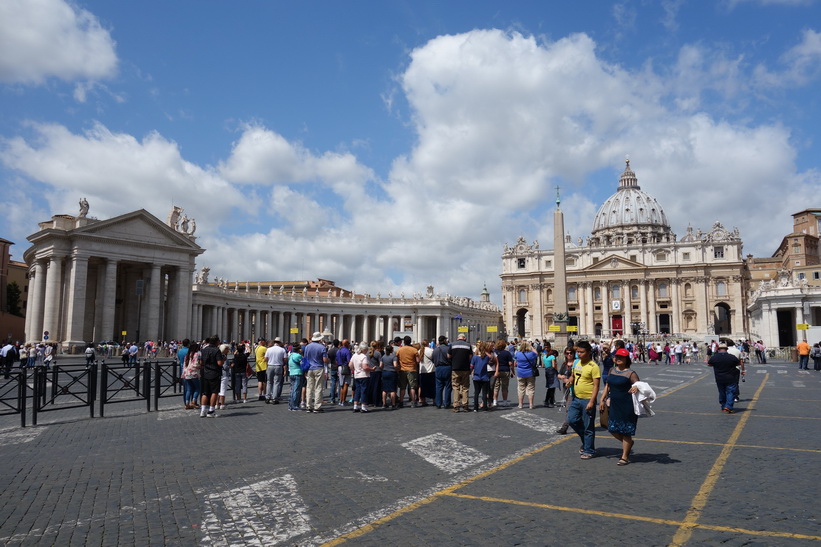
[615,348,630,357]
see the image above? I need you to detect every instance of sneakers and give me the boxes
[200,411,207,418]
[206,411,217,418]
[361,406,369,413]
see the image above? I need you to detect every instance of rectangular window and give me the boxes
[592,257,599,264]
[814,272,820,280]
[799,273,806,280]
[545,260,552,268]
[682,252,690,261]
[714,246,724,259]
[629,255,637,262]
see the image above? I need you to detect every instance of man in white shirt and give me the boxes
[264,338,287,404]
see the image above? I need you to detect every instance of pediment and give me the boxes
[76,209,201,251]
[582,255,642,272]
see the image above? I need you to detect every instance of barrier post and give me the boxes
[88,363,97,419]
[99,362,107,418]
[31,366,40,426]
[144,361,151,412]
[18,370,26,428]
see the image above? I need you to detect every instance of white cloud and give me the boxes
[0,122,243,234]
[0,0,118,85]
[2,28,818,304]
[755,29,821,87]
[219,125,374,193]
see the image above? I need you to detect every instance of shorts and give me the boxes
[398,370,419,390]
[256,370,267,383]
[493,371,510,394]
[341,374,353,386]
[517,376,536,398]
[201,376,220,398]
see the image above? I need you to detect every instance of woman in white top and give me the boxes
[351,342,373,413]
[418,340,436,407]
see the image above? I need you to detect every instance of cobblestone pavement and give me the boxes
[0,359,818,546]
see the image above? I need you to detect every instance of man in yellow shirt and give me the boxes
[566,340,601,459]
[255,339,269,401]
[797,339,811,370]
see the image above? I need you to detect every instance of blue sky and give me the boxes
[2,0,820,305]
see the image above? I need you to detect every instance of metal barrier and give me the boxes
[0,369,26,427]
[99,361,151,417]
[31,364,97,426]
[152,360,181,411]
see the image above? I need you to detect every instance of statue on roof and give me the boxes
[78,198,89,218]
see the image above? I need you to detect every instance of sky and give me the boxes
[2,0,821,306]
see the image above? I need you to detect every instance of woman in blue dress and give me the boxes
[599,348,639,465]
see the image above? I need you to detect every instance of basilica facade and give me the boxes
[501,161,749,341]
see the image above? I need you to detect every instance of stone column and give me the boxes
[601,282,610,338]
[576,283,585,336]
[26,261,46,343]
[99,260,117,343]
[585,282,594,337]
[647,280,657,333]
[65,254,90,347]
[671,279,682,335]
[639,280,648,329]
[42,255,64,342]
[624,281,632,335]
[278,311,285,340]
[145,264,162,342]
[174,267,193,340]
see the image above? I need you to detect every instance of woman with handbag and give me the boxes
[599,348,640,465]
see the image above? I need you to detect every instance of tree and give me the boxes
[7,281,22,316]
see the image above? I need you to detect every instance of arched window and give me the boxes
[716,281,727,297]
[568,287,576,301]
[611,285,621,299]
[546,289,553,302]
[594,287,601,301]
[684,283,693,298]
[658,282,669,298]
[631,285,639,299]
[518,289,527,303]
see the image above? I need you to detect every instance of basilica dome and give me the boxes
[590,160,675,245]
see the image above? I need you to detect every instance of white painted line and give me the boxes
[200,474,311,546]
[401,433,489,474]
[792,381,806,388]
[0,427,43,446]
[798,370,810,375]
[757,369,767,374]
[778,370,788,374]
[500,411,561,433]
[654,373,702,378]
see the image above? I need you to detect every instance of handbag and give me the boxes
[600,401,609,428]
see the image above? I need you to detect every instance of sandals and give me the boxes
[580,453,594,460]
[617,458,630,466]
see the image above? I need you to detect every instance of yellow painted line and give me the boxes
[319,434,575,546]
[633,437,821,453]
[669,373,769,546]
[443,492,821,541]
[753,414,821,420]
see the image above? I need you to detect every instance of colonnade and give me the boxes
[24,253,193,347]
[188,299,498,344]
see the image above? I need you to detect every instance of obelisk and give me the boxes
[553,187,569,350]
